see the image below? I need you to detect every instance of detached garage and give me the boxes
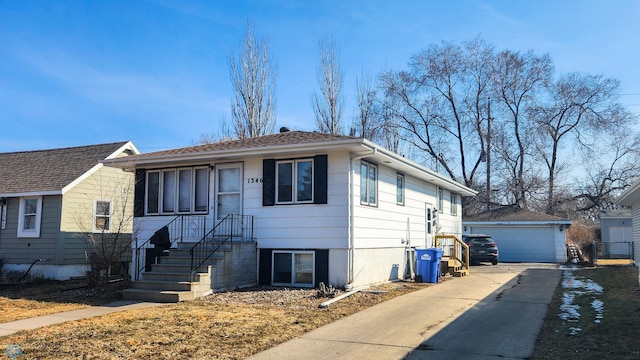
[463,206,571,263]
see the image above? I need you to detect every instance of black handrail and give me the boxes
[189,214,253,281]
[133,214,207,280]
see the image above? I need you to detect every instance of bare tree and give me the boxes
[228,22,277,139]
[491,50,553,209]
[573,126,640,220]
[73,165,138,286]
[351,70,380,141]
[312,36,344,134]
[380,38,494,188]
[195,115,233,145]
[531,73,627,214]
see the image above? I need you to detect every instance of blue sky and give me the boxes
[1,0,639,153]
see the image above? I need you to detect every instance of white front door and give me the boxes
[215,163,243,221]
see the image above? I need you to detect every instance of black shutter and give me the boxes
[315,249,329,287]
[258,249,272,285]
[314,154,328,204]
[133,169,146,218]
[263,159,276,206]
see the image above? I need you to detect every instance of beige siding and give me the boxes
[61,165,135,234]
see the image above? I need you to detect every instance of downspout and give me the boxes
[348,146,376,290]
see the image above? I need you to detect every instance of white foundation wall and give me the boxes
[350,247,409,288]
[328,249,349,287]
[2,263,88,280]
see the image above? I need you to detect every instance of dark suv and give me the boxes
[462,234,499,265]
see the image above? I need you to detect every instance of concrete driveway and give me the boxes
[249,263,561,360]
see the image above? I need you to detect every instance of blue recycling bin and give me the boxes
[415,248,443,283]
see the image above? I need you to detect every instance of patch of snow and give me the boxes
[592,299,604,324]
[558,268,605,332]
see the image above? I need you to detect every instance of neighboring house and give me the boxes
[0,141,139,280]
[599,208,633,258]
[616,180,640,265]
[105,130,476,300]
[463,206,571,263]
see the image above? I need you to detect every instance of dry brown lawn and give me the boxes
[0,280,125,323]
[533,266,640,360]
[1,280,432,359]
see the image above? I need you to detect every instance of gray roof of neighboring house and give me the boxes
[464,206,571,223]
[0,141,131,196]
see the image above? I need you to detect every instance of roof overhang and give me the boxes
[617,179,640,206]
[104,137,477,196]
[0,190,62,198]
[463,220,572,226]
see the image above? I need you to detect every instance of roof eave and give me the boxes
[462,220,573,225]
[0,190,62,198]
[617,179,640,205]
[104,138,370,168]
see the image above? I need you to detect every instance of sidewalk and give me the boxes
[0,300,165,337]
[249,263,561,360]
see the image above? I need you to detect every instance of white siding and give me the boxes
[633,206,640,266]
[246,152,350,250]
[350,158,464,286]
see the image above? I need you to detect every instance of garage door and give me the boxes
[469,226,557,263]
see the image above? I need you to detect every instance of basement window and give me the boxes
[272,251,314,287]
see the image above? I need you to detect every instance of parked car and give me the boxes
[462,234,499,265]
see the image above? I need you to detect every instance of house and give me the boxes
[105,130,476,301]
[463,206,571,263]
[599,208,633,259]
[0,141,139,280]
[615,180,640,265]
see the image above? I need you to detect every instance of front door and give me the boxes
[215,163,243,221]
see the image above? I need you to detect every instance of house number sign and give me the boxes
[246,178,263,183]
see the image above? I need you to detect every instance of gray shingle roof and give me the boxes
[464,206,570,222]
[0,142,129,195]
[129,131,358,159]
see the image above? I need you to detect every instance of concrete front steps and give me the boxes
[123,241,258,303]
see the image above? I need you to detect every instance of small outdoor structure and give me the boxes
[463,206,571,263]
[599,208,633,259]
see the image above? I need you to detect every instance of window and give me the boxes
[437,187,444,212]
[146,167,209,215]
[276,159,313,204]
[450,193,458,215]
[18,196,42,238]
[272,251,314,287]
[94,200,112,232]
[397,173,405,205]
[360,162,377,206]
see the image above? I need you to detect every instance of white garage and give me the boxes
[463,207,571,263]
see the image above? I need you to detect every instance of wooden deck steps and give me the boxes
[441,257,469,277]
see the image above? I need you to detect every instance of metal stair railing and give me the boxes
[435,234,469,271]
[133,214,207,280]
[189,214,253,282]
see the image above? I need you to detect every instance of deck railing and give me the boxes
[434,234,469,271]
